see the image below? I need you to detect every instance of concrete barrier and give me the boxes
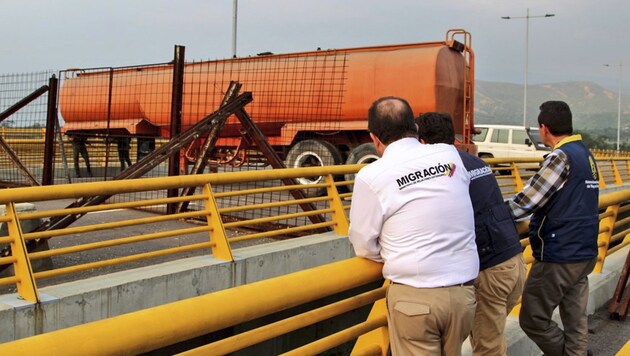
[0,232,353,343]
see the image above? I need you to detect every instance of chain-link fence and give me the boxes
[0,71,56,187]
[1,48,350,232]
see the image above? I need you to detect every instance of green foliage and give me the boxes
[576,130,612,150]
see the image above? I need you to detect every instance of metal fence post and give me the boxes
[202,183,233,261]
[597,161,608,189]
[167,45,185,214]
[351,282,390,355]
[6,202,39,302]
[42,75,58,186]
[325,174,349,235]
[595,203,619,272]
[612,160,623,186]
[511,162,524,192]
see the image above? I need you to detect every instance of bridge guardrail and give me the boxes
[0,159,628,354]
[1,158,630,302]
[485,156,630,196]
[0,165,359,302]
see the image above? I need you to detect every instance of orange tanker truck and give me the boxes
[59,29,474,175]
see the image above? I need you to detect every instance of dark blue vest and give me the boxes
[459,151,522,270]
[528,139,599,263]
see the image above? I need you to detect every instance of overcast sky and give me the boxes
[2,0,628,90]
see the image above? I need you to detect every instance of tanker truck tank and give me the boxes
[59,29,475,194]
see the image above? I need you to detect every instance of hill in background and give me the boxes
[475,81,629,147]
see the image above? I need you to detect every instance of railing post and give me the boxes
[512,162,524,192]
[6,202,39,302]
[597,161,608,189]
[508,244,533,317]
[324,174,349,235]
[612,160,623,186]
[352,281,390,356]
[202,183,234,261]
[595,203,619,272]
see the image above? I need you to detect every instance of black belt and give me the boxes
[446,279,475,287]
[390,279,475,288]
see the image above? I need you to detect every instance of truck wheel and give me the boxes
[344,143,380,191]
[285,140,343,197]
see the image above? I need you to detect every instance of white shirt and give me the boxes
[348,138,479,288]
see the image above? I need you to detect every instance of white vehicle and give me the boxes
[473,124,551,159]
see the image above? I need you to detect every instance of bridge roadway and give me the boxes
[1,186,629,354]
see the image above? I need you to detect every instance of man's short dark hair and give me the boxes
[367,97,417,145]
[416,112,455,145]
[538,101,573,136]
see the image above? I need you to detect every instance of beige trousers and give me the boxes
[470,253,527,356]
[387,282,476,356]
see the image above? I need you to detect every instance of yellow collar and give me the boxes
[554,134,582,149]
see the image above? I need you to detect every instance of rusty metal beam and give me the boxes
[37,86,251,232]
[0,83,253,270]
[0,136,39,186]
[167,45,186,214]
[0,85,49,123]
[177,82,243,213]
[609,248,630,320]
[232,107,330,231]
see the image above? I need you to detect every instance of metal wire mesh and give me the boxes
[51,52,347,226]
[0,71,54,186]
[0,49,349,235]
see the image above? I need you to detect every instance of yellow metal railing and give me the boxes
[1,157,629,303]
[485,156,630,197]
[0,184,628,355]
[0,162,629,354]
[0,165,360,302]
[0,257,385,356]
[592,148,630,158]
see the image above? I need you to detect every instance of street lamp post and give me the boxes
[502,9,555,127]
[604,63,623,151]
[232,0,238,58]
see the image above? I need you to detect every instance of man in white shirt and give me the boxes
[349,97,479,356]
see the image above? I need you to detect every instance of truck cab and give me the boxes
[473,124,551,159]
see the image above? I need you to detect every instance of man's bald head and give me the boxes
[367,97,417,145]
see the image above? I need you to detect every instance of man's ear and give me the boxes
[539,124,549,136]
[370,132,385,155]
[369,132,379,144]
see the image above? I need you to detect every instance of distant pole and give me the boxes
[232,0,238,58]
[502,9,555,127]
[617,64,622,152]
[524,8,529,128]
[604,63,623,151]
